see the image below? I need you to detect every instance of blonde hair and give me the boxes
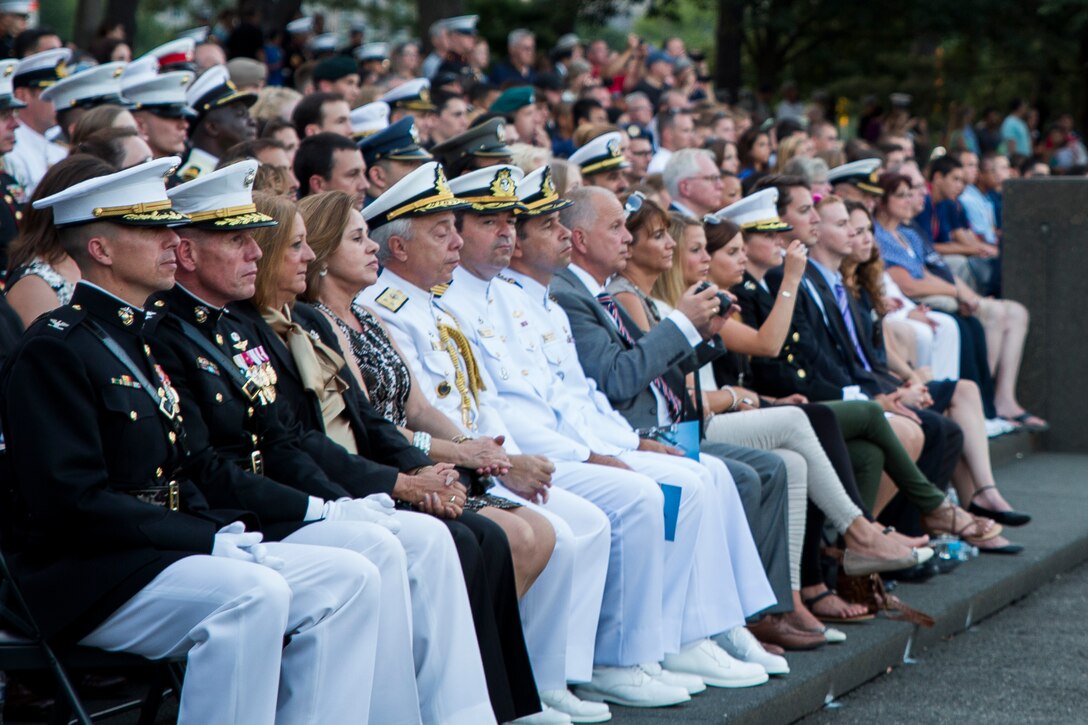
[508,143,552,174]
[251,192,300,309]
[652,212,702,306]
[773,134,810,173]
[297,191,357,302]
[250,86,303,122]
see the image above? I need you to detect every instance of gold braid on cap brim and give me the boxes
[454,196,527,213]
[90,200,189,225]
[385,194,464,221]
[517,195,573,215]
[580,156,629,176]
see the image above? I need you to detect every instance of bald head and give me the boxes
[560,185,631,284]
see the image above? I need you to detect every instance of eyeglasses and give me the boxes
[624,191,645,219]
[689,174,723,185]
[890,191,912,199]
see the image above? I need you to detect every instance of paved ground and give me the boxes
[798,559,1088,725]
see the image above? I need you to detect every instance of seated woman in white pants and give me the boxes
[611,198,933,642]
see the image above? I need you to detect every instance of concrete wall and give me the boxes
[1002,177,1088,452]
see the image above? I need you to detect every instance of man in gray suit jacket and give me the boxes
[552,186,803,644]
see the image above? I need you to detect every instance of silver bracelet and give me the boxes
[722,385,739,412]
[412,431,432,456]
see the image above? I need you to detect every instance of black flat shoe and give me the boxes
[968,502,1031,527]
[882,559,938,583]
[977,542,1024,555]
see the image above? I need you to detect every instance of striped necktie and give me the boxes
[596,291,684,420]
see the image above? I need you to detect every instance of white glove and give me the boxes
[212,522,285,570]
[322,496,401,533]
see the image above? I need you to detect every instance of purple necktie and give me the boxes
[596,292,684,420]
[834,282,873,372]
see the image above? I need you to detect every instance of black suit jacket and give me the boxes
[234,302,430,498]
[150,286,350,536]
[1,285,226,641]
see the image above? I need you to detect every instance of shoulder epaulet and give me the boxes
[33,304,85,338]
[375,286,408,312]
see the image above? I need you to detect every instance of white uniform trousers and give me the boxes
[490,483,611,687]
[904,312,961,381]
[285,516,494,725]
[80,542,380,725]
[549,461,668,668]
[617,450,774,648]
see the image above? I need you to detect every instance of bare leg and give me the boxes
[478,506,555,598]
[946,380,1015,511]
[991,300,1039,422]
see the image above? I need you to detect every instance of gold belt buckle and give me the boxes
[241,376,261,401]
[168,480,179,512]
[250,450,264,475]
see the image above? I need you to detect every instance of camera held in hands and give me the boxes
[695,282,735,317]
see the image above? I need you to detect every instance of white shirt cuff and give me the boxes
[304,496,327,522]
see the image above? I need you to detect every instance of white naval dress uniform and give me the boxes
[5,123,68,196]
[282,514,493,725]
[358,268,613,684]
[447,268,775,651]
[505,269,778,620]
[80,542,382,725]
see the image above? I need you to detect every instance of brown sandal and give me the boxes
[922,501,1003,542]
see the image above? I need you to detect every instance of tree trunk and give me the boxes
[417,0,464,54]
[73,0,105,50]
[716,0,744,104]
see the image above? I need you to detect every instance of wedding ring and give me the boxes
[449,495,457,504]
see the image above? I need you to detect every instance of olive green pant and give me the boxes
[823,400,946,514]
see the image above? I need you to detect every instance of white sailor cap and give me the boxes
[309,33,339,54]
[379,77,434,112]
[0,1,31,14]
[355,42,389,62]
[350,100,389,139]
[443,15,479,34]
[569,131,629,176]
[713,188,792,232]
[448,164,525,213]
[41,62,131,110]
[135,38,196,74]
[286,17,314,35]
[0,58,26,110]
[168,159,277,231]
[185,65,256,121]
[33,157,187,227]
[177,27,210,43]
[516,165,572,216]
[121,54,159,85]
[827,158,884,195]
[123,71,196,119]
[14,48,71,89]
[363,161,469,230]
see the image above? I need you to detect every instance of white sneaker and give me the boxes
[639,660,706,695]
[573,665,691,708]
[507,704,572,724]
[662,639,769,688]
[540,689,612,723]
[715,626,790,676]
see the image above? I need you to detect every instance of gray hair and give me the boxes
[558,186,612,233]
[369,217,415,264]
[663,148,715,199]
[508,28,534,48]
[783,156,830,185]
[624,91,650,108]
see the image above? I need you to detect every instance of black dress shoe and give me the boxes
[882,559,938,583]
[968,502,1031,527]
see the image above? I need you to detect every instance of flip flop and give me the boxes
[1007,412,1050,433]
[803,589,875,623]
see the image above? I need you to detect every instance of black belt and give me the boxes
[234,450,264,476]
[130,481,180,511]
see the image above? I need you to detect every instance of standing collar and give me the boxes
[163,284,228,329]
[70,281,148,333]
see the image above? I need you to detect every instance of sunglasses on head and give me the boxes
[624,191,645,219]
[703,213,721,225]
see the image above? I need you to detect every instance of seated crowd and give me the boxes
[0,6,1054,724]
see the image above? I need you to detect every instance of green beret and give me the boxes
[489,86,535,114]
[313,55,359,83]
